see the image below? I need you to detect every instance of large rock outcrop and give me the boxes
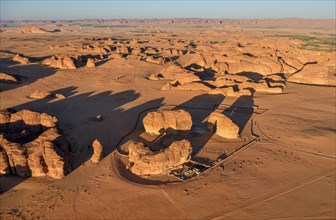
[143,109,192,134]
[0,109,70,179]
[288,64,336,86]
[207,112,239,139]
[128,140,192,175]
[149,62,201,84]
[42,55,78,69]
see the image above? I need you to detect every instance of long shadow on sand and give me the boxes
[0,58,58,92]
[0,86,166,192]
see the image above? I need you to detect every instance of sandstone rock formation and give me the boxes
[0,109,70,179]
[86,58,96,68]
[0,72,19,83]
[131,47,143,55]
[29,90,52,99]
[54,93,66,99]
[91,139,104,163]
[143,47,158,54]
[108,53,123,60]
[208,112,239,139]
[208,87,252,97]
[143,109,192,134]
[288,64,336,86]
[128,139,192,175]
[13,54,30,64]
[161,81,212,92]
[42,55,78,69]
[115,46,130,54]
[145,55,165,65]
[5,26,48,34]
[149,62,201,84]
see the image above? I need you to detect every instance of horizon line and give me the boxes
[2,17,335,21]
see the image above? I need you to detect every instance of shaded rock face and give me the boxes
[128,140,192,175]
[13,54,30,64]
[208,112,239,139]
[91,139,103,163]
[0,109,70,179]
[42,55,78,69]
[143,109,192,134]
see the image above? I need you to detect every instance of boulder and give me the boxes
[208,112,239,139]
[13,54,30,64]
[0,72,19,83]
[91,139,104,163]
[143,109,192,134]
[86,58,95,68]
[128,139,192,175]
[29,90,52,99]
[54,93,66,99]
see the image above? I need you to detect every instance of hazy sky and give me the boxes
[1,0,335,20]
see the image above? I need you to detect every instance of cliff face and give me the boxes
[0,109,70,179]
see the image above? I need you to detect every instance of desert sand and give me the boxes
[0,18,335,219]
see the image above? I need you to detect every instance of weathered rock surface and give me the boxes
[149,62,201,84]
[115,46,130,54]
[0,109,70,179]
[0,72,19,83]
[208,112,239,139]
[288,64,336,86]
[145,56,165,65]
[29,90,52,99]
[91,139,104,163]
[42,55,78,69]
[13,54,30,64]
[86,58,96,68]
[143,109,192,134]
[208,87,252,97]
[128,139,192,175]
[161,81,212,91]
[5,26,48,34]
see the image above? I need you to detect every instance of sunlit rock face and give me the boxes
[128,140,192,175]
[0,109,70,179]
